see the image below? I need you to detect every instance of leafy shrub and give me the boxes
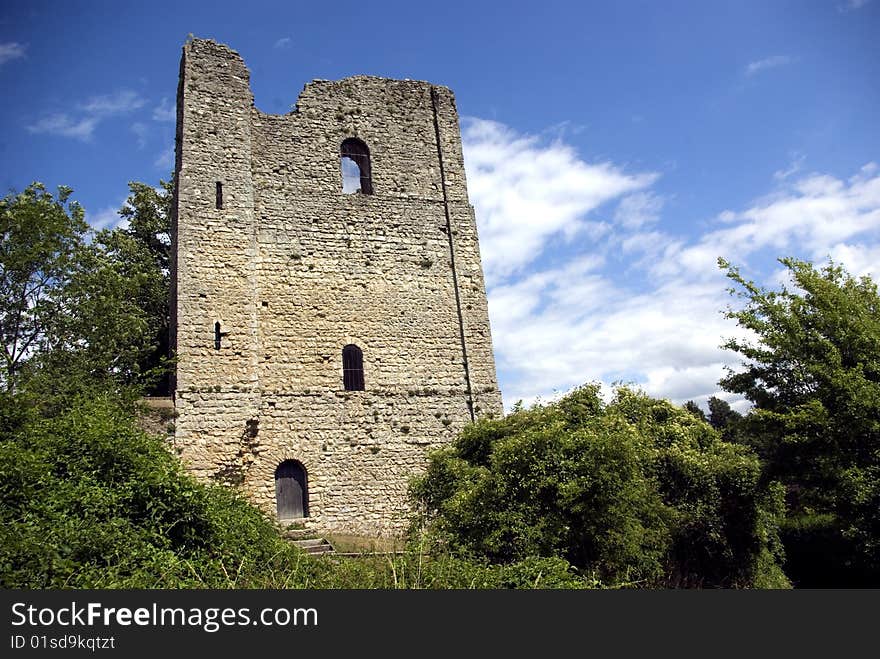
[0,393,325,588]
[411,384,790,588]
[0,391,592,589]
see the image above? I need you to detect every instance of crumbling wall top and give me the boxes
[185,38,455,119]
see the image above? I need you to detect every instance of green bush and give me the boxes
[411,384,790,588]
[0,393,325,588]
[720,258,880,583]
[0,391,593,589]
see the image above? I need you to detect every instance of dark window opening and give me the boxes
[214,321,222,350]
[340,138,372,195]
[275,460,308,519]
[342,344,365,391]
[215,182,223,209]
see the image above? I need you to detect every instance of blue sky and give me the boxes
[2,0,878,409]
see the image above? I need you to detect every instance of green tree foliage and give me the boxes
[0,181,172,400]
[0,388,596,589]
[683,400,707,422]
[707,396,744,442]
[411,385,789,588]
[96,181,173,393]
[0,392,306,588]
[719,257,880,582]
[0,183,88,390]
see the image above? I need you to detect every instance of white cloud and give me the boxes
[462,117,658,286]
[26,114,99,140]
[839,0,870,12]
[88,204,123,231]
[152,97,175,122]
[614,191,664,229]
[131,122,148,149]
[825,243,880,278]
[745,55,794,77]
[274,37,292,49]
[464,118,880,412]
[658,163,880,281]
[79,90,145,115]
[28,89,146,141]
[0,41,25,65]
[154,146,174,171]
[773,152,806,181]
[488,263,742,409]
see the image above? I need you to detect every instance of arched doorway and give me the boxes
[275,460,308,519]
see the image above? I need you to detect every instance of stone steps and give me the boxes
[282,528,314,541]
[289,537,335,555]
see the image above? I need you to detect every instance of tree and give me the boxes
[719,257,880,583]
[412,384,789,588]
[707,396,744,442]
[0,183,88,390]
[91,179,172,394]
[683,400,707,422]
[0,180,172,399]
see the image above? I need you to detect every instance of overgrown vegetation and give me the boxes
[2,181,878,588]
[411,384,789,588]
[1,181,172,400]
[0,390,594,588]
[718,257,880,586]
[0,181,598,589]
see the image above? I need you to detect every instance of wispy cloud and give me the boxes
[773,152,806,181]
[154,146,174,171]
[0,41,26,66]
[88,204,123,231]
[27,89,146,141]
[464,119,880,411]
[654,163,880,281]
[131,122,148,149]
[839,0,870,12]
[79,90,145,114]
[745,55,794,77]
[274,37,292,49]
[27,114,99,140]
[614,191,665,229]
[152,97,175,122]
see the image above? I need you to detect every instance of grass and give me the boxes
[325,533,406,554]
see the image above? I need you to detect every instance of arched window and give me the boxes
[340,138,373,195]
[275,460,308,519]
[342,344,365,391]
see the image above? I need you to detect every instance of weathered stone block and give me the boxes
[171,38,502,537]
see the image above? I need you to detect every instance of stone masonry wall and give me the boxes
[172,38,502,536]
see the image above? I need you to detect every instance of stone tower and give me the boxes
[171,38,502,536]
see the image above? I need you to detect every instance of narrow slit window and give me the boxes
[214,321,222,350]
[340,138,372,195]
[342,344,364,391]
[215,182,223,209]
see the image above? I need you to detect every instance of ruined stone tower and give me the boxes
[171,38,502,536]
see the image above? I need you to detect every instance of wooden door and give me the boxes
[275,461,307,519]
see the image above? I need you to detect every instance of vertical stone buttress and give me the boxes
[172,38,502,536]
